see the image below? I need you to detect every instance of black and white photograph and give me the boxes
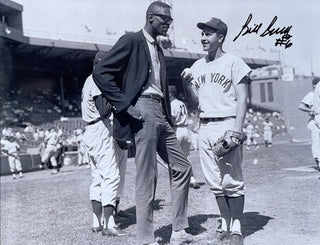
[1,0,320,244]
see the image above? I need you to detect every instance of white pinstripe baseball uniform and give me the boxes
[189,53,250,197]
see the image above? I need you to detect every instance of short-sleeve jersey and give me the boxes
[3,141,20,154]
[301,91,315,108]
[301,91,315,121]
[81,75,102,123]
[263,121,273,131]
[245,123,255,136]
[190,53,251,118]
[171,98,188,127]
[45,131,59,146]
[313,83,320,114]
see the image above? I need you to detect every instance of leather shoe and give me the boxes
[170,229,193,245]
[189,182,200,189]
[207,230,230,245]
[91,226,102,233]
[102,227,126,236]
[230,232,243,245]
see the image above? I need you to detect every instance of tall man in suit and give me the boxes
[93,2,193,245]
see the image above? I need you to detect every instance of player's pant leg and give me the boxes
[41,147,51,163]
[220,147,245,197]
[96,126,119,207]
[263,132,267,142]
[84,121,119,207]
[89,162,103,202]
[15,156,22,172]
[199,123,224,195]
[83,149,90,164]
[8,156,15,173]
[308,121,320,159]
[114,140,127,200]
[267,131,272,143]
[199,119,245,197]
[176,127,191,157]
[158,122,192,232]
[49,147,58,167]
[78,151,83,165]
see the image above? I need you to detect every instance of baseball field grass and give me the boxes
[1,140,320,245]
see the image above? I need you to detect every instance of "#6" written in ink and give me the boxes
[233,13,293,49]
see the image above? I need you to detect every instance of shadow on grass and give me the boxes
[155,213,218,244]
[116,199,166,230]
[242,211,273,238]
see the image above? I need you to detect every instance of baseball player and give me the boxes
[262,118,274,147]
[75,129,90,169]
[81,51,125,236]
[314,78,320,121]
[244,120,258,150]
[1,136,23,179]
[169,85,200,189]
[40,127,60,174]
[299,77,320,170]
[181,17,250,245]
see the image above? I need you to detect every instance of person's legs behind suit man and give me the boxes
[84,121,125,236]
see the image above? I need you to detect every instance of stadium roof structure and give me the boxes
[0,0,279,78]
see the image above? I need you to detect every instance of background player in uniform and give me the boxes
[40,127,60,174]
[181,17,250,245]
[262,118,274,147]
[1,136,23,179]
[299,77,320,169]
[75,129,90,169]
[169,85,200,189]
[81,51,125,237]
[314,78,320,127]
[244,120,258,150]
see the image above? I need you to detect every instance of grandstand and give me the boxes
[2,0,296,175]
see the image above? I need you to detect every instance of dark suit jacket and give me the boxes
[93,30,173,142]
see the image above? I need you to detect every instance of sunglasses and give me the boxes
[151,13,173,24]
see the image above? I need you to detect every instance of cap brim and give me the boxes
[196,22,207,29]
[197,22,219,31]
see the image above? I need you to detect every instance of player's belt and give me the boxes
[200,116,236,124]
[87,116,105,125]
[140,94,162,102]
[174,124,187,128]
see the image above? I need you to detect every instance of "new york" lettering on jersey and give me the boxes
[193,72,232,93]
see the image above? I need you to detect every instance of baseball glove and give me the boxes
[213,130,246,158]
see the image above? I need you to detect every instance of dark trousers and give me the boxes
[133,96,192,244]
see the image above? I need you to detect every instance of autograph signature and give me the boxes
[233,14,293,49]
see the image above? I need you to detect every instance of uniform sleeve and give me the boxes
[314,83,320,114]
[91,78,102,98]
[231,57,251,86]
[301,92,313,107]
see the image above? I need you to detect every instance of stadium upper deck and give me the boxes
[0,0,278,79]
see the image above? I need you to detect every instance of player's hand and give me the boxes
[181,68,193,84]
[116,140,129,150]
[126,105,143,121]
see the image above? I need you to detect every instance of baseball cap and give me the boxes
[197,17,228,35]
[312,77,320,85]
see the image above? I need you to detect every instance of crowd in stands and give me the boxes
[0,84,287,157]
[0,85,81,128]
